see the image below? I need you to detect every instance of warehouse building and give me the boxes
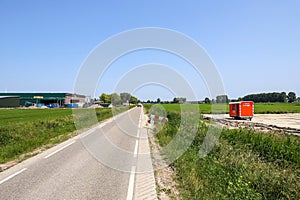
[0,93,87,108]
[0,96,20,108]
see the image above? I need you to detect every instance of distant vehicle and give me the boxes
[67,104,78,108]
[47,103,59,108]
[25,101,34,107]
[229,101,254,120]
[137,103,142,107]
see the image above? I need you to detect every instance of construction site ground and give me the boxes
[203,113,300,136]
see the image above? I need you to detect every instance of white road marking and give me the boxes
[44,141,76,159]
[134,140,139,158]
[136,129,140,138]
[138,115,142,128]
[0,168,27,185]
[126,166,136,200]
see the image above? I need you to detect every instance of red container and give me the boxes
[229,101,254,120]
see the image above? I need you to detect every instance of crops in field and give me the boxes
[155,110,300,199]
[0,107,129,164]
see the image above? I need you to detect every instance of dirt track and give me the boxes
[203,113,300,136]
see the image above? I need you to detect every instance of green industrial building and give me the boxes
[0,93,87,108]
[0,96,20,108]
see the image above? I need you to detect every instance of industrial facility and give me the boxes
[0,93,88,108]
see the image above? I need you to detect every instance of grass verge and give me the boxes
[156,111,300,199]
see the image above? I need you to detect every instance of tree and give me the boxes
[157,98,161,104]
[216,95,229,104]
[173,97,179,104]
[280,92,287,102]
[288,92,296,103]
[130,96,138,104]
[173,97,186,104]
[110,93,121,105]
[100,93,111,103]
[204,97,211,104]
[120,92,131,104]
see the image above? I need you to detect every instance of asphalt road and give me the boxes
[0,107,145,200]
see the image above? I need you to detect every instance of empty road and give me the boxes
[0,107,157,200]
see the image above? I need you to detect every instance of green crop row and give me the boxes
[155,111,300,199]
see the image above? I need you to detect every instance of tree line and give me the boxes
[242,92,297,103]
[99,93,139,105]
[202,92,298,104]
[142,97,187,104]
[99,91,298,105]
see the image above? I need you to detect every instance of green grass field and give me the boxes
[144,102,300,114]
[0,107,129,165]
[150,106,300,199]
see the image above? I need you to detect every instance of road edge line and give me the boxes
[0,168,27,185]
[44,141,76,159]
[126,165,136,200]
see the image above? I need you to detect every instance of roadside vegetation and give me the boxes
[150,107,300,199]
[0,107,131,165]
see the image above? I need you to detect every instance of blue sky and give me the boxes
[1,0,299,100]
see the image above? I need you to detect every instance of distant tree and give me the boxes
[157,98,161,104]
[280,92,287,102]
[288,92,296,103]
[243,92,289,103]
[216,95,229,104]
[120,92,131,104]
[204,97,211,104]
[100,93,111,103]
[130,96,138,104]
[110,93,121,105]
[147,100,151,103]
[173,97,179,104]
[173,97,186,104]
[297,97,300,102]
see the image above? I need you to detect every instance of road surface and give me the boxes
[0,107,157,200]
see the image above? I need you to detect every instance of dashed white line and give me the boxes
[126,166,136,200]
[0,168,27,185]
[127,108,143,199]
[134,140,139,158]
[44,141,76,159]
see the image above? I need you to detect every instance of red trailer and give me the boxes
[229,101,254,120]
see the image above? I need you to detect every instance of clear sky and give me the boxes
[1,0,299,101]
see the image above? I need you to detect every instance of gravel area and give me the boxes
[252,113,300,129]
[203,113,300,135]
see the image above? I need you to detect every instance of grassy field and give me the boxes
[144,102,300,114]
[253,102,300,113]
[0,107,130,165]
[150,106,300,199]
